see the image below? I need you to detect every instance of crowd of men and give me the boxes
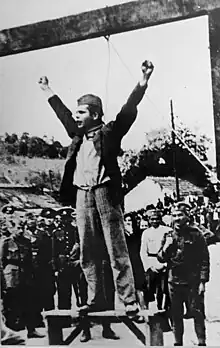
[1,59,218,346]
[0,204,122,344]
[0,191,218,345]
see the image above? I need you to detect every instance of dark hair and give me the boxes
[124,212,140,234]
[87,104,103,118]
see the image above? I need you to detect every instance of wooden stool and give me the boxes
[44,308,165,346]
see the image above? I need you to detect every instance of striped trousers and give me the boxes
[76,184,137,308]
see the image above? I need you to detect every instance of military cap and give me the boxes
[2,205,15,214]
[171,202,191,216]
[56,207,75,218]
[41,207,56,218]
[77,94,104,116]
[147,209,162,218]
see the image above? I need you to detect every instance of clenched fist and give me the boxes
[139,60,154,86]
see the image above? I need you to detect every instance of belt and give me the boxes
[77,180,111,192]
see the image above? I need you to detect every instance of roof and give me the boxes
[148,176,203,196]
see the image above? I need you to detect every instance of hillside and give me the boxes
[0,156,203,202]
[0,156,65,190]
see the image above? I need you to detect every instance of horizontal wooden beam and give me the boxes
[0,0,220,56]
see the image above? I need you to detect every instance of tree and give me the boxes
[28,136,45,157]
[0,131,66,160]
[4,132,18,144]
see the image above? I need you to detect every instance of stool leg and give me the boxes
[149,314,164,346]
[47,317,63,345]
[142,311,151,346]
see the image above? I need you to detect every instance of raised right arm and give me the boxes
[157,232,176,263]
[38,76,79,139]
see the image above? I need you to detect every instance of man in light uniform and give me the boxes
[140,209,171,309]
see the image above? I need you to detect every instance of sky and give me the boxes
[0,0,216,164]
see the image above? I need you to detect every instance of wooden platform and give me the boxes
[44,308,169,346]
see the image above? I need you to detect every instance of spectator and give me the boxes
[0,219,45,339]
[140,209,171,310]
[156,198,164,210]
[157,202,210,346]
[124,213,146,310]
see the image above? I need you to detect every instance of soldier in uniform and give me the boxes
[0,218,45,338]
[27,213,56,330]
[24,215,45,327]
[64,209,88,309]
[52,211,71,309]
[157,202,210,346]
[52,208,84,309]
[33,210,56,313]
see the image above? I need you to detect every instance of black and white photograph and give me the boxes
[0,0,220,346]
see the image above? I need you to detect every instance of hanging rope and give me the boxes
[109,40,134,80]
[107,38,218,183]
[104,35,111,121]
[108,39,167,124]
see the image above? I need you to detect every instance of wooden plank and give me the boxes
[0,0,220,57]
[209,8,220,180]
[44,308,166,346]
[44,308,151,318]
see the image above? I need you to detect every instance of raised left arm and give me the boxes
[113,60,154,139]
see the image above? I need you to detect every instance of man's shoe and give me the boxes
[102,328,120,340]
[198,343,206,346]
[80,330,91,343]
[125,302,139,317]
[174,342,183,346]
[1,330,26,345]
[27,330,45,339]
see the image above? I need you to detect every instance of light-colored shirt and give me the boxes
[140,224,171,272]
[73,125,110,189]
